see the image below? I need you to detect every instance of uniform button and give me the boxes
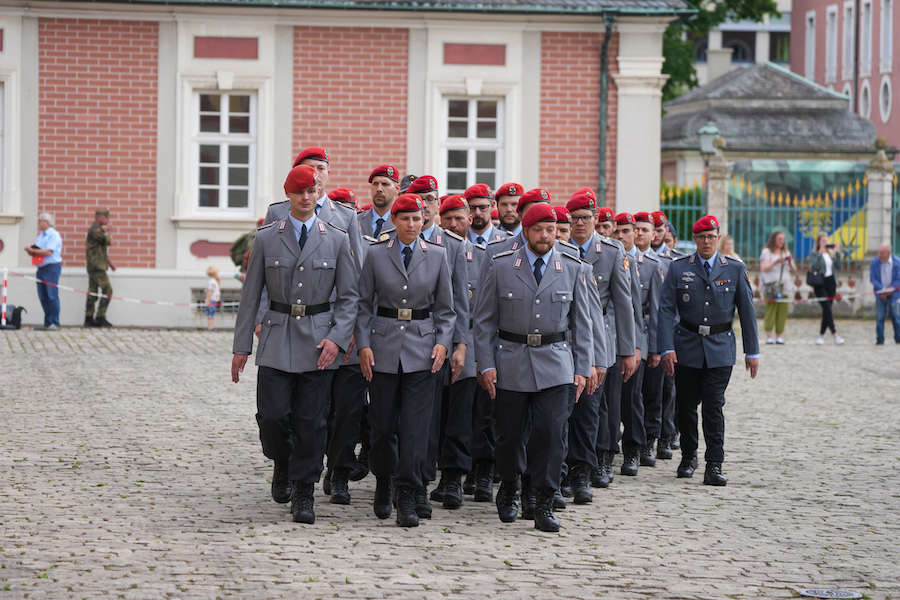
[705,301,709,306]
[400,325,405,331]
[508,293,513,298]
[706,285,710,290]
[299,266,304,272]
[295,316,301,320]
[535,299,541,304]
[598,275,603,280]
[371,329,375,333]
[274,260,279,266]
[498,345,503,349]
[402,285,408,290]
[536,314,541,318]
[401,299,407,304]
[323,262,328,266]
[534,328,539,333]
[266,319,271,325]
[703,317,708,322]
[297,299,302,304]
[725,287,729,291]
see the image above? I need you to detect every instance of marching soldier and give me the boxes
[494,182,524,236]
[465,184,511,245]
[659,215,759,486]
[555,207,572,243]
[231,164,359,524]
[328,187,357,210]
[356,193,456,527]
[595,206,615,238]
[474,202,592,532]
[358,164,400,239]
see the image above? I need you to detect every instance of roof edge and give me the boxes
[763,61,850,100]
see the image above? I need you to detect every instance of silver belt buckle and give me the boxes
[291,304,307,317]
[397,308,413,321]
[698,324,710,336]
[526,333,542,347]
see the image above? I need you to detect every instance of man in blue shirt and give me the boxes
[25,213,63,329]
[870,244,900,344]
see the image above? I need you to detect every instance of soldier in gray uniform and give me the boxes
[231,164,359,524]
[474,203,592,533]
[465,184,511,246]
[659,215,759,486]
[357,164,400,239]
[356,193,456,527]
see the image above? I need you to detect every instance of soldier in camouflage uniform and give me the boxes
[84,209,116,327]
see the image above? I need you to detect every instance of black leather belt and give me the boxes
[680,321,731,336]
[377,306,431,321]
[270,300,331,317]
[499,330,566,347]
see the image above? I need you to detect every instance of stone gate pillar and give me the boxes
[865,145,895,254]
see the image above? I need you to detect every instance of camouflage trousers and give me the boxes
[85,270,112,318]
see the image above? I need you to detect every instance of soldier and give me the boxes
[465,184,510,245]
[474,202,591,532]
[555,207,572,243]
[659,215,759,486]
[595,206,615,238]
[491,208,500,229]
[231,164,359,523]
[328,187,357,210]
[356,193,456,527]
[84,208,116,327]
[358,165,400,239]
[495,182,524,236]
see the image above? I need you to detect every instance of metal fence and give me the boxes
[660,181,706,242]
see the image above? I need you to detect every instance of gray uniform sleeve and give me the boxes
[345,211,365,271]
[735,263,760,356]
[570,265,593,378]
[233,235,266,355]
[647,262,661,355]
[612,246,636,357]
[473,257,498,373]
[657,266,677,354]
[630,260,646,356]
[449,242,470,347]
[432,252,457,352]
[355,250,376,351]
[326,235,360,351]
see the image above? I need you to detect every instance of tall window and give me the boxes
[443,98,503,193]
[0,82,4,199]
[194,92,256,211]
[826,6,839,83]
[769,32,790,63]
[843,1,855,79]
[861,0,873,76]
[881,0,893,72]
[805,11,817,79]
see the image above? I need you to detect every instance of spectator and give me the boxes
[869,243,900,344]
[719,235,741,261]
[808,233,844,345]
[84,208,116,327]
[759,230,795,344]
[205,266,221,330]
[24,212,62,330]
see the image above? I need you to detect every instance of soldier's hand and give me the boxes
[745,356,759,379]
[359,348,375,382]
[254,323,262,338]
[574,375,587,401]
[592,367,606,392]
[231,353,248,383]
[620,354,637,382]
[450,344,466,383]
[634,348,642,364]
[317,339,339,370]
[479,369,497,399]
[345,335,356,362]
[431,344,448,373]
[648,353,661,368]
[661,352,677,376]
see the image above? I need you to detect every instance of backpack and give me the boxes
[1,304,25,329]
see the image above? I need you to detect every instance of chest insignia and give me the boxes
[555,259,562,272]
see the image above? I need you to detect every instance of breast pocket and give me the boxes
[551,290,572,321]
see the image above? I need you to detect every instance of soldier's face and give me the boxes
[392,211,424,245]
[555,223,571,242]
[570,209,595,243]
[597,220,614,237]
[301,159,329,186]
[497,196,520,229]
[468,200,492,231]
[653,224,667,247]
[419,191,440,223]
[615,224,635,250]
[96,214,109,226]
[440,208,469,237]
[371,177,399,211]
[665,232,676,248]
[288,185,319,219]
[525,222,556,255]
[693,230,720,258]
[634,222,653,250]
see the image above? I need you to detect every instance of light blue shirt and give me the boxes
[420,223,436,241]
[627,246,638,258]
[577,238,592,258]
[35,227,62,265]
[288,213,317,244]
[523,245,552,279]
[315,194,327,214]
[508,224,523,237]
[468,224,498,245]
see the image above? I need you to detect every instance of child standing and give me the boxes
[205,266,221,330]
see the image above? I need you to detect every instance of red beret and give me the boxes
[439,194,468,215]
[651,210,667,228]
[391,193,425,215]
[517,188,551,212]
[596,207,614,223]
[328,187,356,208]
[360,202,372,212]
[566,191,597,212]
[574,187,597,202]
[555,206,571,224]
[521,203,557,228]
[293,146,329,167]
[408,175,438,195]
[633,211,652,224]
[614,212,635,226]
[490,208,499,219]
[284,164,318,194]
[257,218,265,228]
[464,183,493,201]
[692,214,720,233]
[494,182,523,199]
[369,164,399,184]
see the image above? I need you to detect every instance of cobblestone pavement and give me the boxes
[1,319,898,599]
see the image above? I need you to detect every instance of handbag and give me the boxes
[806,267,825,287]
[764,259,786,299]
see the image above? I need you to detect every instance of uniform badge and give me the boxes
[623,256,629,270]
[468,289,473,299]
[595,242,602,254]
[555,260,562,272]
[682,293,691,303]
[387,238,395,248]
[317,222,326,233]
[419,239,427,251]
[540,189,549,200]
[509,185,517,195]
[513,256,523,269]
[435,232,443,245]
[466,249,473,261]
[380,233,390,241]
[278,219,287,232]
[511,240,520,251]
[387,166,395,178]
[429,179,436,190]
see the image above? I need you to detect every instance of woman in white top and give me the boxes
[807,233,844,345]
[759,230,796,344]
[205,266,221,330]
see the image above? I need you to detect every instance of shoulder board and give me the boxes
[443,229,464,242]
[369,236,390,245]
[558,239,578,250]
[600,238,618,248]
[473,243,487,251]
[325,221,347,234]
[362,234,378,243]
[724,255,745,264]
[561,252,581,262]
[643,252,660,263]
[424,237,444,247]
[256,221,277,231]
[268,200,288,207]
[487,238,507,245]
[491,249,516,259]
[673,254,690,261]
[331,201,353,212]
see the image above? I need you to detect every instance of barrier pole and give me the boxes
[1,267,8,327]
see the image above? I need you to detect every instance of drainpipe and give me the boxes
[598,13,615,202]
[854,0,859,112]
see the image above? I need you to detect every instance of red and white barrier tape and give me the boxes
[759,286,897,303]
[1,267,8,326]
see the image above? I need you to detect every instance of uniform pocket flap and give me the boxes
[265,256,288,268]
[417,320,436,336]
[262,310,287,327]
[313,257,337,269]
[552,291,571,302]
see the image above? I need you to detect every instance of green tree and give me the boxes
[662,0,781,103]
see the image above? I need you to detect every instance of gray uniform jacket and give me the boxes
[658,252,759,368]
[626,252,647,356]
[582,233,635,364]
[356,236,456,374]
[264,197,364,270]
[473,247,592,393]
[459,241,488,380]
[233,218,359,373]
[428,226,470,348]
[636,250,663,355]
[357,207,396,239]
[469,226,510,245]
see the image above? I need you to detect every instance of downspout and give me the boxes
[854,0,860,112]
[598,13,615,202]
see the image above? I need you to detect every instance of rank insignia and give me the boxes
[514,256,523,269]
[554,259,562,272]
[380,233,390,241]
[317,222,326,233]
[466,250,473,261]
[278,219,287,232]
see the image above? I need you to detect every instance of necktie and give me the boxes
[374,218,384,238]
[533,257,544,285]
[402,246,412,269]
[298,224,308,251]
[704,260,711,276]
[476,236,485,246]
[579,246,586,259]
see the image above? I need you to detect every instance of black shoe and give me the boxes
[473,461,494,502]
[395,487,419,528]
[322,468,332,496]
[677,455,698,478]
[429,475,447,503]
[640,440,657,467]
[330,470,350,505]
[348,458,368,482]
[271,461,292,504]
[94,316,113,327]
[560,474,573,498]
[533,490,560,533]
[589,464,605,488]
[291,482,315,524]
[552,488,566,510]
[83,316,97,328]
[604,451,615,484]
[442,471,463,510]
[463,470,476,495]
[571,464,593,504]
[620,451,639,476]
[373,478,392,519]
[703,462,728,486]
[414,486,432,519]
[876,339,885,345]
[656,437,674,460]
[671,433,680,450]
[521,485,537,520]
[495,480,520,523]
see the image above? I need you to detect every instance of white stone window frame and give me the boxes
[0,20,21,224]
[880,0,893,73]
[805,10,817,80]
[861,0,873,77]
[843,81,854,110]
[440,96,505,194]
[879,75,892,122]
[842,1,856,80]
[825,5,839,84]
[860,78,872,117]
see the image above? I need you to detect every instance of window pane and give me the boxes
[200,115,220,133]
[477,100,497,119]
[229,167,249,186]
[200,94,220,112]
[477,121,497,139]
[199,145,220,164]
[476,150,496,169]
[229,95,250,114]
[229,116,250,134]
[448,150,467,169]
[199,188,219,207]
[447,171,468,191]
[199,166,219,185]
[448,120,468,138]
[475,171,495,189]
[448,100,468,118]
[228,189,249,208]
[229,145,249,164]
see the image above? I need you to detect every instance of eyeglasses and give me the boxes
[693,234,718,242]
[570,215,593,223]
[469,204,491,212]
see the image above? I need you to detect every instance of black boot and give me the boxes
[571,464,593,504]
[620,449,639,476]
[414,486,432,519]
[330,469,350,505]
[591,452,611,488]
[656,437,673,460]
[640,439,657,467]
[604,450,615,484]
[560,474,573,498]
[83,316,96,328]
[290,482,315,524]
[442,470,463,509]
[349,444,369,481]
[94,316,113,327]
[322,467,332,496]
[703,462,728,486]
[521,485,537,520]
[495,480,520,523]
[271,461,292,504]
[677,454,698,478]
[533,489,560,533]
[373,477,392,519]
[474,461,494,502]
[671,433,680,450]
[429,474,447,503]
[552,488,567,510]
[463,470,476,495]
[395,486,419,527]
